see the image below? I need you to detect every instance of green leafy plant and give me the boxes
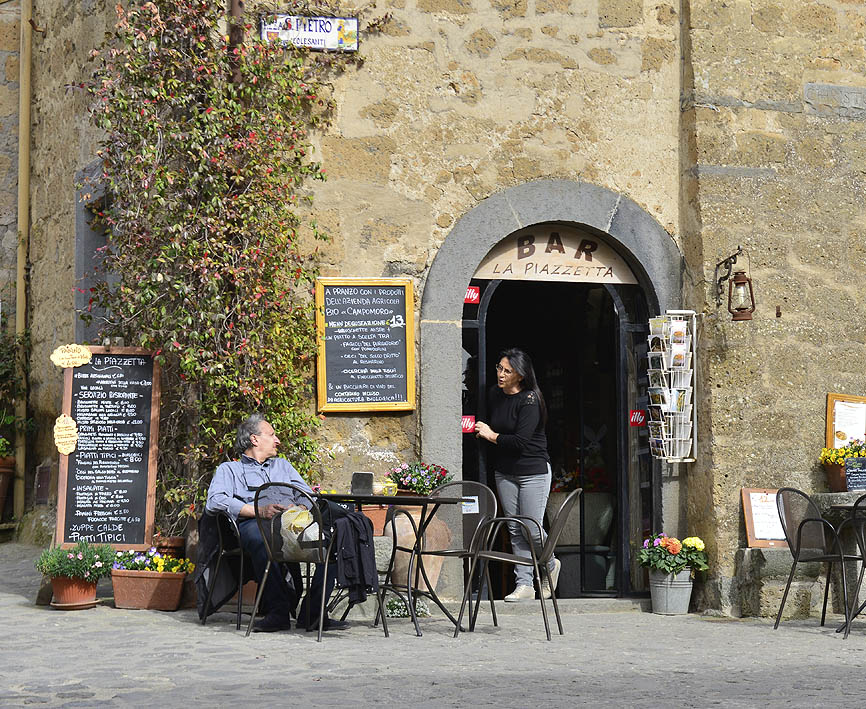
[78,1,361,535]
[384,595,431,618]
[637,534,709,575]
[387,462,452,496]
[35,540,116,581]
[113,547,195,574]
[0,315,33,461]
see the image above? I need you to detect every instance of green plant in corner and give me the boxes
[0,312,33,460]
[77,1,373,535]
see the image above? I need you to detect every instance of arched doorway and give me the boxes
[420,179,683,599]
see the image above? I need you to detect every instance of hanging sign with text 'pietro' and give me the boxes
[473,225,638,284]
[54,346,160,550]
[315,277,416,412]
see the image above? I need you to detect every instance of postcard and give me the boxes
[669,319,688,344]
[647,352,665,370]
[648,335,666,353]
[650,438,666,458]
[648,421,665,439]
[648,369,667,389]
[648,405,664,423]
[649,387,669,408]
[649,317,666,336]
[669,343,689,368]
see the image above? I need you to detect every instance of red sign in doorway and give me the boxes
[629,410,646,427]
[464,286,480,304]
[462,415,476,433]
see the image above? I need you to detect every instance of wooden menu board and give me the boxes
[56,347,160,549]
[315,277,415,412]
[825,392,866,448]
[741,488,788,549]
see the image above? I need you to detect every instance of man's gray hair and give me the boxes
[236,413,266,453]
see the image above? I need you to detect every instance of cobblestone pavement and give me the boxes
[3,542,866,707]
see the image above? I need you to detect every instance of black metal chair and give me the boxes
[838,493,866,636]
[247,482,390,642]
[379,481,499,632]
[454,487,582,641]
[774,487,860,637]
[200,509,249,630]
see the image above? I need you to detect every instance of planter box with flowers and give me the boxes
[820,440,866,492]
[35,540,115,609]
[637,533,709,615]
[112,548,195,611]
[387,461,452,496]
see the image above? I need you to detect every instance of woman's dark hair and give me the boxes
[500,348,547,425]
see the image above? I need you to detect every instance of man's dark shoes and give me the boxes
[253,612,291,633]
[305,617,351,632]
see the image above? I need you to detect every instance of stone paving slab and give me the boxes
[4,542,866,707]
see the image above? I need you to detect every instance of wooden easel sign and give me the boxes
[741,488,788,549]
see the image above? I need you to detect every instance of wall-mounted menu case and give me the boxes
[646,310,697,463]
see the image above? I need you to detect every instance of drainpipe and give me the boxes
[14,0,32,520]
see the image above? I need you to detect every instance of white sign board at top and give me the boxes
[261,15,359,52]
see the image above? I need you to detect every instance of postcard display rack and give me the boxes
[646,310,697,463]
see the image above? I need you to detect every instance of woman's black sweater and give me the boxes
[487,387,549,476]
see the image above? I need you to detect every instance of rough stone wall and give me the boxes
[0,3,19,316]
[24,1,113,485]
[684,0,866,613]
[302,0,684,483]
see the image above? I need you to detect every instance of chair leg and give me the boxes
[839,559,852,639]
[375,584,390,638]
[774,561,798,630]
[470,558,488,632]
[542,563,563,635]
[485,564,498,628]
[820,561,832,627]
[201,552,224,626]
[245,560,272,637]
[316,557,333,643]
[235,553,244,631]
[454,554,481,639]
[531,557,551,641]
[840,560,866,635]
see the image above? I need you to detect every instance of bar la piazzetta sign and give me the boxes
[474,226,638,284]
[261,15,358,52]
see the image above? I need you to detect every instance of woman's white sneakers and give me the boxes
[504,584,535,602]
[540,558,562,599]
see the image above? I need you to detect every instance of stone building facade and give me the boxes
[2,0,866,612]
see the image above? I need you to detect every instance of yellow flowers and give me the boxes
[682,536,705,551]
[820,440,866,466]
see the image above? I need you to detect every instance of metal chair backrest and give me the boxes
[776,487,828,555]
[538,488,583,565]
[429,480,498,554]
[847,493,866,558]
[253,482,329,564]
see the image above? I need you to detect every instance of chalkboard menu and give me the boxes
[315,277,416,411]
[56,347,160,549]
[845,457,866,491]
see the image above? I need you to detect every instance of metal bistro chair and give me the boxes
[838,492,866,637]
[454,487,582,641]
[379,481,499,632]
[200,509,250,630]
[247,482,390,642]
[774,487,861,638]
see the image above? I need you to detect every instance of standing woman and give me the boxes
[475,348,560,601]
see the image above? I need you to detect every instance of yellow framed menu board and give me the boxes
[826,392,866,449]
[315,277,416,412]
[741,488,788,549]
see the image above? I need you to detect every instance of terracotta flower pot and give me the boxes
[51,576,98,610]
[112,569,186,611]
[153,536,185,559]
[362,505,389,536]
[824,462,847,493]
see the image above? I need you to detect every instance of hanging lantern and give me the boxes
[727,270,755,321]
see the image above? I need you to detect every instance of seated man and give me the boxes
[205,412,348,633]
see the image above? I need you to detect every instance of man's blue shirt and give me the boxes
[205,454,313,520]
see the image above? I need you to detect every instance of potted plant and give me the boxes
[111,547,195,611]
[386,462,452,496]
[0,318,32,520]
[637,534,709,615]
[820,441,866,492]
[35,540,115,609]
